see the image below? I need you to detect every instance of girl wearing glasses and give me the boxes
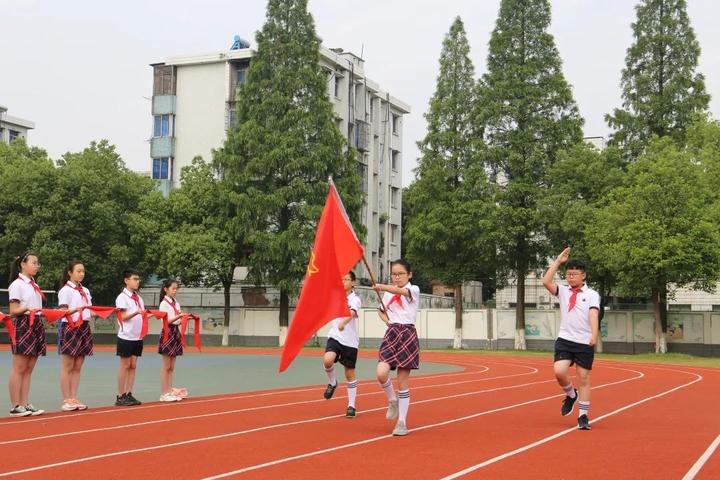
[373,259,420,436]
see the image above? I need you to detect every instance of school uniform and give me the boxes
[378,282,421,370]
[325,291,362,369]
[553,284,601,370]
[158,296,183,357]
[57,281,94,357]
[115,288,145,357]
[8,274,46,356]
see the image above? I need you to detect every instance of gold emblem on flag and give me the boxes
[306,251,319,275]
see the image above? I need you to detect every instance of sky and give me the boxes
[2,0,720,187]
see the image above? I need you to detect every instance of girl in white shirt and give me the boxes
[373,259,421,436]
[7,251,46,417]
[57,260,94,412]
[157,278,185,402]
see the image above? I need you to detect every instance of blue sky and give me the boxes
[2,0,719,186]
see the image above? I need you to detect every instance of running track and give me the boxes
[0,349,717,479]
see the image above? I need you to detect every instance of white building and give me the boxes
[149,41,410,281]
[0,105,35,144]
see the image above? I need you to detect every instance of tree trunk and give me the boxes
[453,284,463,349]
[652,286,668,353]
[514,264,527,350]
[278,288,290,347]
[222,280,231,347]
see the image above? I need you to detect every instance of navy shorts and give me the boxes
[554,337,594,370]
[325,337,358,369]
[116,338,144,358]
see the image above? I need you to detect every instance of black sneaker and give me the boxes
[346,406,356,418]
[126,392,142,406]
[323,383,337,400]
[561,390,578,416]
[577,414,591,430]
[115,393,129,406]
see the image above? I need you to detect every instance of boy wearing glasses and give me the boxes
[542,247,600,430]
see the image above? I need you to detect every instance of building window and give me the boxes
[391,150,399,171]
[391,187,399,209]
[236,66,247,84]
[392,114,400,135]
[334,75,341,98]
[390,225,398,245]
[8,130,20,142]
[153,65,176,95]
[152,158,170,180]
[154,115,171,137]
[369,97,375,123]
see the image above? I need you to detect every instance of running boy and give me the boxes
[542,247,600,430]
[322,271,362,418]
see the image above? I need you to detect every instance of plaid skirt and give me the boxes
[11,315,47,357]
[158,324,183,357]
[58,321,94,357]
[379,323,420,370]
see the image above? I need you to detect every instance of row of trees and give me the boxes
[404,0,717,352]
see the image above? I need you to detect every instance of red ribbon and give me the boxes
[386,294,404,310]
[1,313,16,346]
[568,287,582,312]
[180,314,202,351]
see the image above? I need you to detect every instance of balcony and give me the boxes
[152,95,176,115]
[355,120,370,152]
[151,137,175,158]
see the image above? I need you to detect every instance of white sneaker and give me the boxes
[9,405,32,417]
[61,401,79,412]
[24,404,44,416]
[386,399,399,420]
[159,393,182,402]
[392,420,409,436]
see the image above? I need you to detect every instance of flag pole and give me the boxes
[361,254,388,311]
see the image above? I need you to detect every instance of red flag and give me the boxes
[278,182,364,372]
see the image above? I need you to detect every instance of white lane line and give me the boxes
[440,368,703,479]
[200,367,645,479]
[0,363,492,427]
[0,365,568,477]
[0,366,534,445]
[681,434,720,480]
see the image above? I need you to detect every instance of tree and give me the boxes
[405,17,495,349]
[478,0,584,348]
[541,143,627,350]
[0,140,56,288]
[0,140,155,303]
[586,134,720,353]
[155,158,242,346]
[215,0,363,344]
[606,0,710,160]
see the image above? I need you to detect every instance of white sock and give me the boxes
[578,401,590,417]
[346,380,358,408]
[562,383,576,398]
[398,389,410,423]
[324,366,337,386]
[380,379,396,401]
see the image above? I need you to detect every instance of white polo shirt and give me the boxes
[58,281,92,322]
[159,296,182,325]
[115,288,145,341]
[382,282,420,326]
[327,291,362,349]
[555,284,600,345]
[8,274,43,310]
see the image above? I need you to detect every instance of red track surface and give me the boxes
[0,349,717,479]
